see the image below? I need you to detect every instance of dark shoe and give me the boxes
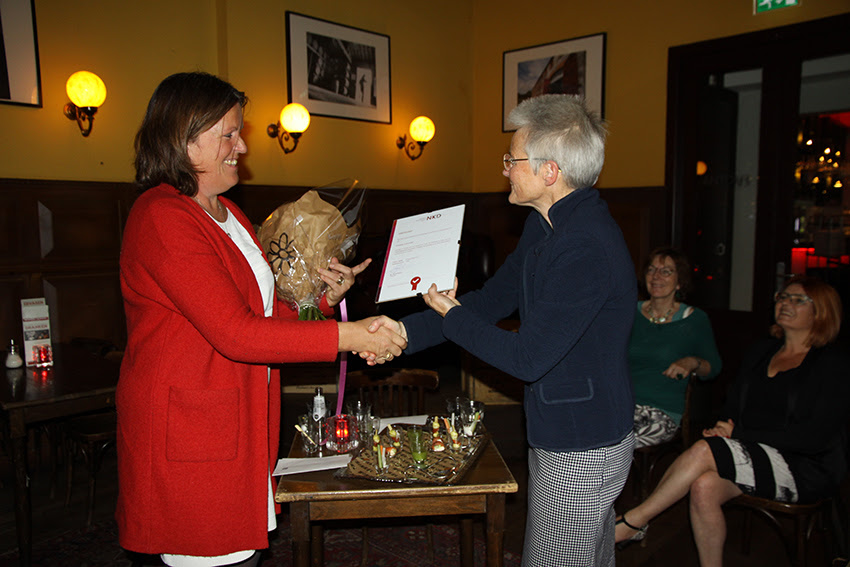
[615,514,648,550]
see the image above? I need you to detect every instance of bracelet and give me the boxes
[693,358,702,375]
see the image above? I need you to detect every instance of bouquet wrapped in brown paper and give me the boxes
[257,179,365,320]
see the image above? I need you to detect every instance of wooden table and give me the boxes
[0,344,120,566]
[275,437,518,567]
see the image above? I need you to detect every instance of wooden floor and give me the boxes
[1,372,847,566]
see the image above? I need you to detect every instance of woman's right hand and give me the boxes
[338,317,407,364]
[702,419,734,438]
[352,316,408,365]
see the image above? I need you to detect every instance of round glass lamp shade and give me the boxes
[409,116,435,143]
[66,71,107,108]
[280,103,310,133]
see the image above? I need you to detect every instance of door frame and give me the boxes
[664,13,850,381]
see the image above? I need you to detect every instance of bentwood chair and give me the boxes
[725,421,850,567]
[631,375,707,502]
[63,410,117,526]
[345,368,440,567]
[346,368,440,419]
[726,493,835,567]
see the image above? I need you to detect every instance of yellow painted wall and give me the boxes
[1,0,473,190]
[1,0,846,191]
[471,0,850,191]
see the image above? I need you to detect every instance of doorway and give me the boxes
[666,13,850,376]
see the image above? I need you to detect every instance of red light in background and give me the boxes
[791,248,850,275]
[791,248,810,275]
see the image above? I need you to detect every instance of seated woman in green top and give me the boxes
[629,247,722,448]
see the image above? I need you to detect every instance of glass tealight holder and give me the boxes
[326,414,358,453]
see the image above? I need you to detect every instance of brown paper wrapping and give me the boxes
[257,190,360,310]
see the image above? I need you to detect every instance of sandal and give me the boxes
[615,514,648,550]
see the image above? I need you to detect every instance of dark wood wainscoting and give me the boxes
[599,186,670,275]
[0,178,136,354]
[1,179,669,353]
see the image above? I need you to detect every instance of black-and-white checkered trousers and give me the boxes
[522,432,634,567]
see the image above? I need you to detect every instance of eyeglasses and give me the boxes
[646,266,675,278]
[503,153,547,171]
[774,292,813,306]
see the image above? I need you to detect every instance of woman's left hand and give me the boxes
[319,257,372,307]
[662,357,699,380]
[703,419,734,438]
[423,278,460,317]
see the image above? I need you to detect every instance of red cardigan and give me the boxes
[116,184,338,556]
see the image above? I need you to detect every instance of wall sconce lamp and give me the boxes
[63,71,107,137]
[267,103,310,154]
[397,116,435,160]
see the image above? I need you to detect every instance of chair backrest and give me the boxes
[679,375,696,448]
[681,374,715,448]
[345,369,439,418]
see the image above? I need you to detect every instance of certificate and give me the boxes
[376,204,465,303]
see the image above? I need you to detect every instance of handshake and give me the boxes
[362,315,407,366]
[338,279,461,365]
[341,316,407,365]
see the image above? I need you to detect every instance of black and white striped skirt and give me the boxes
[705,436,798,503]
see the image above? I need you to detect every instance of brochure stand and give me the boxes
[20,298,53,367]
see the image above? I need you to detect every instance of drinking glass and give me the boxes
[346,400,372,445]
[297,414,325,455]
[407,425,428,469]
[460,400,485,437]
[346,399,371,417]
[446,396,469,432]
[376,444,390,476]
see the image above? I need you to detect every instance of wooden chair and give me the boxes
[63,409,117,526]
[725,420,850,567]
[631,375,704,502]
[726,493,834,567]
[344,368,440,566]
[346,368,440,419]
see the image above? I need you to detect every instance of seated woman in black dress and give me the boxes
[615,275,849,567]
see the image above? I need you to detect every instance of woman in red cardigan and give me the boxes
[117,72,405,567]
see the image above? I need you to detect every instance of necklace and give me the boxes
[194,196,226,221]
[647,302,674,324]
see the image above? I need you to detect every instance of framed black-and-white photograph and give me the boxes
[286,12,390,124]
[0,0,42,107]
[502,33,605,132]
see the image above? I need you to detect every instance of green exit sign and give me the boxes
[754,0,800,14]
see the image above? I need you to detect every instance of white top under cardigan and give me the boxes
[163,209,277,567]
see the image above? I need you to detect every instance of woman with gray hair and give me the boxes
[367,94,636,566]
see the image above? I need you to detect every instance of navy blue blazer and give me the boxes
[402,188,636,451]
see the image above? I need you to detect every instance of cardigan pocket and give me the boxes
[539,378,594,404]
[166,386,240,462]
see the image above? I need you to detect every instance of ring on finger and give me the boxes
[337,276,345,285]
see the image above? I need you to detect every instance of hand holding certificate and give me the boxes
[359,205,465,365]
[422,278,460,317]
[376,205,465,303]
